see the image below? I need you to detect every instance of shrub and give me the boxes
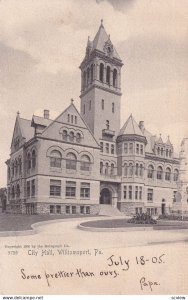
[128,213,157,224]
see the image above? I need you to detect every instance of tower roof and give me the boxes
[91,20,121,60]
[119,114,144,136]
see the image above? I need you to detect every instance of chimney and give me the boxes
[139,121,145,131]
[44,109,49,119]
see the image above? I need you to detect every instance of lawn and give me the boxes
[0,213,96,231]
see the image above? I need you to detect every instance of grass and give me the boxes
[0,213,96,232]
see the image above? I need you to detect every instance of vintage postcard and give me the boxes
[0,0,188,297]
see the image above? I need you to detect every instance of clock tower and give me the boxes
[79,20,123,142]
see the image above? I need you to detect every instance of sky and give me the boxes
[0,0,188,186]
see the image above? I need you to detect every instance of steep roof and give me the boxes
[119,114,144,136]
[19,118,34,141]
[91,22,121,60]
[32,115,52,127]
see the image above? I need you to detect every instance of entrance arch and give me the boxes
[100,188,112,205]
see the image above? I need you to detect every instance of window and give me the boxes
[56,205,61,214]
[15,160,18,176]
[123,186,127,199]
[112,102,115,113]
[135,163,139,176]
[100,162,103,174]
[124,143,128,154]
[76,133,81,143]
[66,205,70,214]
[106,66,110,84]
[31,179,35,197]
[147,189,153,202]
[32,150,36,168]
[166,149,169,157]
[50,179,61,197]
[27,181,30,197]
[19,158,22,174]
[129,143,133,154]
[86,206,90,214]
[12,186,15,199]
[27,153,31,170]
[66,152,77,170]
[111,144,115,154]
[75,116,77,124]
[50,150,62,168]
[140,145,144,155]
[110,163,115,175]
[165,167,171,181]
[62,130,68,141]
[113,69,117,87]
[71,115,74,124]
[80,206,85,214]
[101,99,104,110]
[169,150,172,158]
[105,162,109,175]
[129,186,132,199]
[80,155,90,171]
[161,148,164,156]
[90,64,93,83]
[124,164,128,176]
[80,182,90,198]
[8,166,10,179]
[136,144,139,154]
[99,63,104,82]
[135,186,138,200]
[129,163,133,176]
[106,120,109,130]
[68,114,70,122]
[83,104,85,114]
[100,142,103,152]
[16,184,20,198]
[174,169,179,181]
[148,165,154,179]
[106,143,109,153]
[72,206,76,214]
[173,191,177,202]
[69,131,74,142]
[50,205,55,214]
[140,164,144,177]
[66,181,76,197]
[139,187,142,200]
[157,166,163,180]
[157,147,160,155]
[12,162,14,177]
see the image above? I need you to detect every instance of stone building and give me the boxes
[6,21,180,215]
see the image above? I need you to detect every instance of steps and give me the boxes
[99,204,124,216]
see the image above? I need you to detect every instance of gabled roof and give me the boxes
[91,22,121,60]
[119,114,144,136]
[19,118,34,141]
[31,115,52,127]
[156,134,163,144]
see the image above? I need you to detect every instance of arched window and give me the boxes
[15,159,18,175]
[105,162,109,175]
[83,71,86,89]
[80,155,91,171]
[62,130,68,141]
[106,66,110,84]
[124,163,128,176]
[27,153,31,170]
[157,147,160,155]
[90,64,93,83]
[135,163,139,176]
[99,63,104,82]
[161,148,164,156]
[113,69,117,87]
[19,158,22,174]
[76,132,81,143]
[66,152,77,170]
[129,163,133,176]
[32,150,36,168]
[140,164,144,177]
[87,67,90,86]
[69,131,74,142]
[165,167,171,181]
[166,149,169,157]
[157,166,163,180]
[16,184,20,198]
[148,165,154,179]
[110,163,115,175]
[12,186,15,199]
[174,169,179,181]
[169,149,172,158]
[100,162,103,175]
[50,150,62,168]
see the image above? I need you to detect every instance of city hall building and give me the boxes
[6,22,180,216]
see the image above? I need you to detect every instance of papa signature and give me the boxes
[140,276,160,292]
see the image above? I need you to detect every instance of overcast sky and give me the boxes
[0,0,188,186]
